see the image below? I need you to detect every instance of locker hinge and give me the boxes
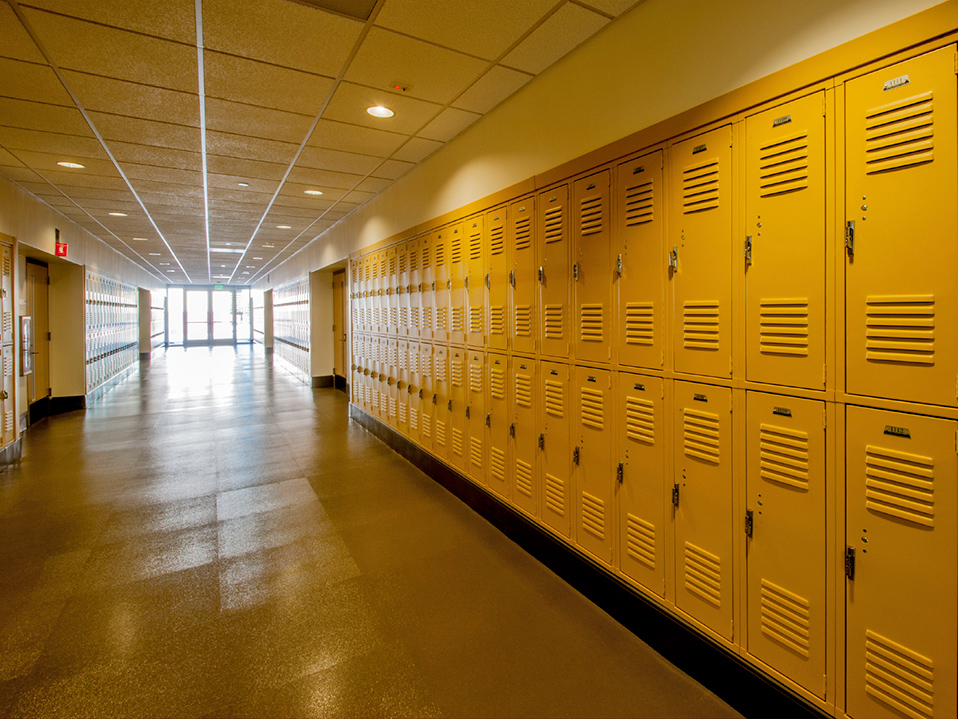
[823,364,827,386]
[573,262,579,281]
[845,546,856,580]
[668,247,678,273]
[537,266,544,283]
[844,220,855,257]
[672,482,680,507]
[538,433,545,450]
[744,235,752,266]
[509,422,515,438]
[485,273,490,289]
[616,462,624,483]
[572,446,580,465]
[744,509,753,538]
[616,254,623,277]
[823,408,827,430]
[485,413,490,427]
[509,270,515,288]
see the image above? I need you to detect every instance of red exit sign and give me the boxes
[55,242,67,257]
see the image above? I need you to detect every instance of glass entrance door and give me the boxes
[173,286,251,347]
[186,290,210,344]
[211,290,235,344]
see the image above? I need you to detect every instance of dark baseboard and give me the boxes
[0,437,21,468]
[50,396,86,415]
[28,397,49,425]
[334,374,347,392]
[311,375,333,388]
[265,346,274,354]
[139,352,151,360]
[349,404,825,719]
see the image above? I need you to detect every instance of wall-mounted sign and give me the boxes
[20,316,32,376]
[55,242,67,257]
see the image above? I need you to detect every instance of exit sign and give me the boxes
[55,242,67,257]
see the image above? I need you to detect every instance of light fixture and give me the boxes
[132,237,148,242]
[366,106,394,118]
[304,190,323,196]
[253,257,263,260]
[57,161,85,169]
[109,212,128,217]
[210,247,244,254]
[246,265,255,268]
[242,272,250,275]
[276,225,291,229]
[159,262,170,266]
[238,182,249,187]
[262,243,275,248]
[148,252,161,256]
[220,264,226,268]
[167,270,175,273]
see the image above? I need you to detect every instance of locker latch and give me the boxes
[509,423,516,438]
[616,462,624,483]
[538,266,544,283]
[538,433,545,449]
[447,280,452,290]
[744,236,752,266]
[509,270,516,288]
[485,273,490,289]
[668,247,678,273]
[432,282,436,291]
[845,220,855,257]
[419,389,423,399]
[432,394,437,404]
[745,509,753,538]
[485,413,491,427]
[465,277,469,290]
[448,400,452,411]
[845,546,856,581]
[572,446,580,465]
[465,406,470,419]
[672,482,680,507]
[407,384,413,394]
[616,254,623,277]
[573,262,579,281]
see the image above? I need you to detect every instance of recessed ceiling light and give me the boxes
[366,106,394,118]
[148,252,161,256]
[220,264,227,268]
[304,190,323,196]
[238,182,249,187]
[167,270,175,273]
[210,247,243,254]
[276,225,291,229]
[262,244,275,248]
[253,257,263,260]
[57,161,85,169]
[246,265,255,268]
[242,272,250,275]
[159,262,170,266]
[132,237,148,241]
[109,212,128,217]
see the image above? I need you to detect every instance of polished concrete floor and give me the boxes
[0,346,741,718]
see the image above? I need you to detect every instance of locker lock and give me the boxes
[616,254,623,277]
[465,406,470,419]
[845,221,855,258]
[573,262,579,281]
[509,422,516,438]
[744,236,753,265]
[448,400,452,411]
[538,433,545,450]
[537,267,544,283]
[465,277,469,290]
[672,482,680,507]
[616,462,624,483]
[485,413,491,427]
[509,270,516,288]
[668,247,678,273]
[485,273,490,289]
[845,547,856,581]
[573,446,580,465]
[419,389,423,399]
[432,394,437,404]
[744,509,754,538]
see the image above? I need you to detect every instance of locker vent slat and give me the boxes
[469,307,483,334]
[409,407,418,432]
[865,91,934,174]
[435,244,445,266]
[864,630,934,719]
[421,247,430,268]
[580,304,604,342]
[469,364,482,394]
[580,387,604,430]
[387,302,396,326]
[408,250,418,271]
[683,301,720,350]
[760,298,809,356]
[625,303,654,345]
[388,255,396,275]
[469,233,481,261]
[682,160,720,213]
[625,397,654,444]
[683,408,720,463]
[399,307,407,331]
[545,473,565,515]
[579,195,604,236]
[423,309,433,331]
[490,225,505,255]
[516,374,532,408]
[516,459,533,497]
[470,437,482,468]
[581,491,605,539]
[435,307,447,330]
[451,306,464,333]
[514,216,532,250]
[759,133,809,197]
[491,447,505,481]
[451,360,462,387]
[451,235,462,264]
[490,367,505,400]
[684,542,722,606]
[544,305,563,339]
[865,445,934,527]
[760,580,811,657]
[545,379,564,417]
[514,305,532,337]
[398,252,406,273]
[451,427,463,456]
[624,180,653,225]
[543,206,564,243]
[422,412,432,439]
[398,401,406,424]
[490,306,505,336]
[409,353,418,374]
[626,514,655,568]
[760,423,810,490]
[865,295,935,365]
[410,307,419,331]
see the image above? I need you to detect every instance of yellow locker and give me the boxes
[397,339,410,435]
[377,249,389,335]
[407,341,420,442]
[538,185,572,359]
[574,169,613,365]
[540,360,573,538]
[745,391,826,697]
[674,380,734,640]
[368,335,380,415]
[357,256,367,333]
[420,235,434,342]
[510,195,537,356]
[465,350,487,484]
[845,406,956,719]
[448,347,467,470]
[845,46,958,407]
[466,215,486,348]
[745,93,826,390]
[387,245,399,336]
[511,356,538,517]
[488,353,509,499]
[487,207,508,352]
[433,228,450,344]
[367,253,377,335]
[385,338,398,427]
[432,344,449,460]
[407,238,421,340]
[397,241,409,338]
[670,127,733,379]
[616,150,665,371]
[449,223,467,346]
[574,366,614,564]
[616,372,666,597]
[419,343,435,453]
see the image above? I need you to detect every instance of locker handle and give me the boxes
[432,394,437,404]
[538,433,545,450]
[448,400,452,411]
[744,509,753,538]
[485,413,491,427]
[485,273,490,289]
[509,270,516,288]
[465,277,469,290]
[744,236,752,266]
[672,483,680,507]
[616,254,623,277]
[845,546,856,581]
[668,247,678,273]
[465,406,470,419]
[573,262,579,281]
[419,389,423,399]
[845,220,855,258]
[432,282,436,291]
[616,462,623,484]
[573,446,580,465]
[447,280,452,290]
[538,266,544,283]
[509,422,516,438]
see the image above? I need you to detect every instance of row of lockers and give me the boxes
[350,46,957,410]
[350,336,956,718]
[85,270,138,392]
[0,244,14,449]
[273,278,310,382]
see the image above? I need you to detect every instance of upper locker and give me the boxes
[449,223,467,345]
[387,246,399,335]
[845,46,958,408]
[745,93,827,390]
[486,207,508,352]
[574,366,614,564]
[538,185,572,358]
[397,242,409,337]
[573,168,613,365]
[466,215,486,348]
[361,255,372,334]
[510,196,536,355]
[419,235,434,342]
[616,149,665,371]
[407,238,420,340]
[433,228,450,343]
[670,127,733,379]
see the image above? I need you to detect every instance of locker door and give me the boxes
[540,361,573,537]
[574,169,613,365]
[369,338,381,415]
[510,195,537,355]
[487,207,508,351]
[845,407,956,719]
[488,353,509,499]
[433,228,450,343]
[617,372,666,597]
[407,238,420,340]
[466,216,486,348]
[616,150,665,370]
[387,245,399,336]
[511,357,538,517]
[465,350,487,483]
[745,392,826,697]
[397,242,409,338]
[674,380,734,640]
[845,47,958,407]
[407,342,420,441]
[574,366,614,564]
[449,223,466,345]
[538,185,572,358]
[357,257,367,333]
[419,344,435,453]
[365,254,375,335]
[448,347,467,470]
[745,93,826,390]
[377,249,389,335]
[670,127,733,379]
[397,339,409,435]
[420,236,434,341]
[385,338,398,426]
[432,345,449,459]
[3,346,15,446]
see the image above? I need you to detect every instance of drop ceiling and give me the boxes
[0,0,642,285]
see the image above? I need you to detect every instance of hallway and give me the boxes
[0,346,739,718]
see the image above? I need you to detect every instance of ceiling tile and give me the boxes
[0,58,73,105]
[0,98,92,136]
[306,119,407,158]
[345,27,487,105]
[502,4,610,75]
[390,137,443,164]
[296,146,381,175]
[0,167,42,185]
[577,0,644,17]
[417,107,482,143]
[208,187,273,204]
[0,150,26,167]
[285,167,362,190]
[355,176,391,193]
[206,155,286,182]
[207,174,277,195]
[204,51,335,116]
[89,115,201,153]
[22,0,197,43]
[205,98,313,144]
[371,159,416,181]
[453,64,533,114]
[64,72,200,126]
[206,132,298,165]
[340,189,375,204]
[10,149,116,177]
[323,81,441,136]
[122,164,203,187]
[107,142,201,171]
[0,2,45,63]
[128,179,204,199]
[203,0,362,76]
[22,9,197,93]
[42,170,127,191]
[0,128,105,160]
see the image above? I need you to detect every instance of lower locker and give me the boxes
[465,350,486,483]
[419,344,435,453]
[488,353,509,498]
[511,356,538,516]
[574,366,613,564]
[448,348,467,471]
[745,391,826,698]
[845,406,957,719]
[674,380,734,640]
[432,345,449,460]
[407,342,420,442]
[616,372,666,597]
[397,340,409,435]
[540,361,573,538]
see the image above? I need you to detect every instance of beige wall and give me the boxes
[309,269,333,380]
[48,261,86,398]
